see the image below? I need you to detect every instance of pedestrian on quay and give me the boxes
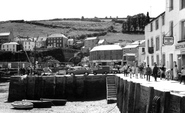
[146,65,152,81]
[124,65,128,77]
[131,66,135,78]
[152,63,159,81]
[173,65,179,81]
[139,64,144,79]
[180,67,185,84]
[165,68,172,80]
[160,65,166,80]
[127,66,132,78]
[135,66,139,79]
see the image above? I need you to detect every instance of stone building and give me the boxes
[46,33,68,48]
[0,32,15,46]
[89,44,123,67]
[145,0,185,70]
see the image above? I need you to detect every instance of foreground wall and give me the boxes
[8,75,106,102]
[116,76,185,113]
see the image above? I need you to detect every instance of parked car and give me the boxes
[0,70,6,77]
[67,66,91,76]
[110,68,120,74]
[92,66,110,75]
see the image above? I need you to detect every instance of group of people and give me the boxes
[120,63,185,84]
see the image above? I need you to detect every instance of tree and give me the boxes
[81,16,84,20]
[122,13,149,34]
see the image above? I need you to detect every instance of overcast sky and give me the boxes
[0,0,165,21]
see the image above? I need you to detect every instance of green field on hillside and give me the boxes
[0,20,144,43]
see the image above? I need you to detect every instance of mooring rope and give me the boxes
[107,104,117,113]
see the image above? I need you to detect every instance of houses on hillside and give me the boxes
[145,0,185,70]
[0,33,77,52]
[1,42,21,52]
[0,31,15,46]
[46,34,68,48]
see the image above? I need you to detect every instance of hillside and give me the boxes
[0,19,145,43]
[0,19,119,38]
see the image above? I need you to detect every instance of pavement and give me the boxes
[116,74,185,96]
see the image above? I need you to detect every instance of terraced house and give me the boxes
[145,0,185,70]
[46,33,68,48]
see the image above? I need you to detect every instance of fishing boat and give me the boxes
[23,100,52,108]
[40,98,67,106]
[11,101,33,109]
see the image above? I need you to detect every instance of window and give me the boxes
[181,20,185,40]
[155,19,159,30]
[147,40,149,48]
[162,54,166,66]
[162,15,165,25]
[169,0,173,11]
[156,54,159,65]
[181,0,185,9]
[123,56,126,60]
[150,23,153,31]
[151,38,153,47]
[170,21,173,36]
[142,48,145,52]
[147,56,149,66]
[156,37,160,51]
[162,33,165,44]
[151,55,154,66]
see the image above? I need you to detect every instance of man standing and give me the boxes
[153,63,159,81]
[180,67,185,84]
[173,65,178,80]
[160,65,166,80]
[146,65,152,81]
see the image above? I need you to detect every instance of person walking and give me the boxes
[146,65,152,81]
[173,65,179,80]
[135,66,139,79]
[160,65,166,80]
[180,67,185,84]
[153,63,159,81]
[139,64,144,79]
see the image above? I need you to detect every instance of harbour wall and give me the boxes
[116,76,185,113]
[8,75,106,102]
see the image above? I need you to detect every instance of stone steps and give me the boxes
[106,75,117,104]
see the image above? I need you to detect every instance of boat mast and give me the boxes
[33,37,37,73]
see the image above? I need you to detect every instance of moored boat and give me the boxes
[40,98,67,106]
[11,101,33,109]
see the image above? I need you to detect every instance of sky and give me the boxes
[0,0,166,21]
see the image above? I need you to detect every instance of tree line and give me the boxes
[121,12,150,34]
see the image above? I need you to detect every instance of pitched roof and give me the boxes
[90,44,122,52]
[37,37,47,41]
[123,44,139,48]
[98,39,105,44]
[123,40,145,49]
[85,37,97,41]
[131,40,145,45]
[48,34,68,39]
[0,32,10,37]
[2,42,18,45]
